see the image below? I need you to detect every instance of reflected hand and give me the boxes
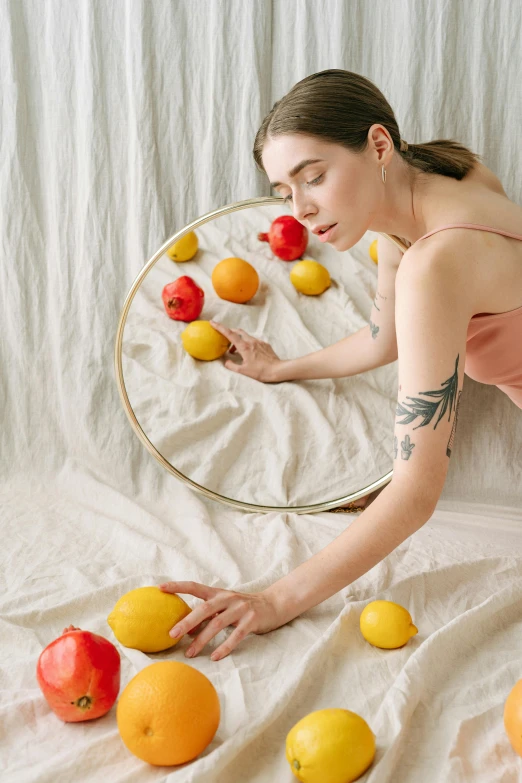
[209,320,282,382]
[158,581,285,661]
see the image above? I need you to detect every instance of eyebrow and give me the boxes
[270,158,325,188]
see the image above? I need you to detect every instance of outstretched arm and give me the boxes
[264,244,469,621]
[161,246,470,658]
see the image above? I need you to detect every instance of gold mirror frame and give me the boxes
[114,196,409,514]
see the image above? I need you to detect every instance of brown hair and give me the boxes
[253,69,482,182]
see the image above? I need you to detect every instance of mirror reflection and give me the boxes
[121,201,398,508]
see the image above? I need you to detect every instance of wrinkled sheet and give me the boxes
[122,203,397,507]
[1,466,522,782]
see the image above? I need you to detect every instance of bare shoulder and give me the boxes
[397,234,470,288]
[376,234,409,269]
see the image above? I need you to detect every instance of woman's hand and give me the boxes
[158,581,287,661]
[209,320,282,382]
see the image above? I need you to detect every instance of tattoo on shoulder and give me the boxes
[396,355,460,432]
[369,320,379,339]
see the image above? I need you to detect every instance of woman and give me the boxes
[160,70,522,662]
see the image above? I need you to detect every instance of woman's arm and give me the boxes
[263,479,436,622]
[160,243,470,660]
[266,242,470,620]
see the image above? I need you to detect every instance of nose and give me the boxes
[291,191,317,223]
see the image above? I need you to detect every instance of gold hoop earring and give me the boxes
[381,165,386,184]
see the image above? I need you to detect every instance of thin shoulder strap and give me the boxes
[416,223,522,243]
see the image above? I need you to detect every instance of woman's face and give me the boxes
[261,129,394,251]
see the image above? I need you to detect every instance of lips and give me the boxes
[315,223,338,243]
[312,223,337,235]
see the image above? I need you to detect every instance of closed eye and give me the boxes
[283,174,324,203]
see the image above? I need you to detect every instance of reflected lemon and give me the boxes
[290,259,331,295]
[286,708,375,783]
[360,600,418,649]
[181,320,230,360]
[167,231,199,262]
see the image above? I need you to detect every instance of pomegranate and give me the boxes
[36,625,121,722]
[258,215,308,261]
[162,276,204,321]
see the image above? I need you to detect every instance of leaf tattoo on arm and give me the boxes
[396,355,459,430]
[369,320,379,339]
[446,389,462,457]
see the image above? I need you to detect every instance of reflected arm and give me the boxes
[270,325,396,381]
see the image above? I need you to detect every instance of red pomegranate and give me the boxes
[162,276,204,321]
[258,215,308,261]
[36,625,121,722]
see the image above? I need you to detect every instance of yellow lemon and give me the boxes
[181,320,230,361]
[107,586,192,653]
[167,231,199,262]
[504,678,522,758]
[290,259,331,295]
[360,600,418,649]
[369,239,378,263]
[286,708,375,783]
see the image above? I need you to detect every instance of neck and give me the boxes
[367,155,441,245]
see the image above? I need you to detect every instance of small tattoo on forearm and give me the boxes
[400,434,415,460]
[393,433,415,460]
[373,290,390,312]
[369,320,379,339]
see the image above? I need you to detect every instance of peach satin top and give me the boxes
[413,223,522,409]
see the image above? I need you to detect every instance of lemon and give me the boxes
[369,239,378,264]
[181,320,230,361]
[285,708,375,783]
[360,600,418,649]
[290,259,331,295]
[167,231,199,262]
[107,586,192,653]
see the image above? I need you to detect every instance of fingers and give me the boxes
[184,605,244,660]
[211,619,252,661]
[158,581,216,601]
[188,612,219,636]
[209,320,231,337]
[163,589,231,639]
[210,321,251,343]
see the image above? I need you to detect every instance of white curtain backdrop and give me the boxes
[2,1,522,781]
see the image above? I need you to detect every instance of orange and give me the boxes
[504,678,522,757]
[211,257,259,303]
[117,661,220,766]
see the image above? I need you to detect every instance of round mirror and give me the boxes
[115,197,408,513]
